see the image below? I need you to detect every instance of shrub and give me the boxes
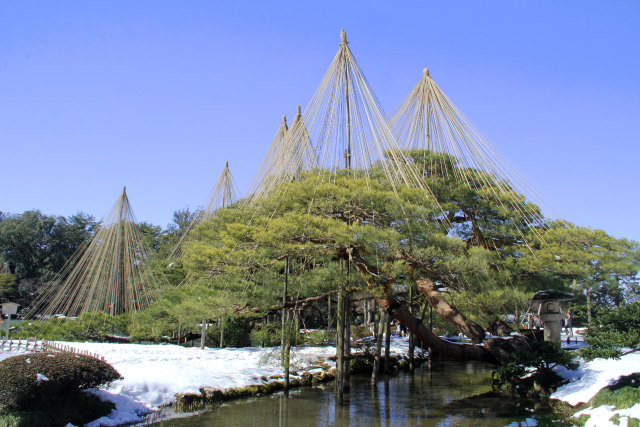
[495,340,578,397]
[207,318,251,347]
[250,323,281,347]
[0,352,122,413]
[579,302,640,361]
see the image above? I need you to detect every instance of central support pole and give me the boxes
[423,68,431,151]
[341,29,352,171]
[116,187,127,316]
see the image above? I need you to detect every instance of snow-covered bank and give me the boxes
[17,337,409,425]
[66,341,336,407]
[552,352,640,426]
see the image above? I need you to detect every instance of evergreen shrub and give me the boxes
[495,341,577,397]
[0,352,122,413]
[579,302,640,361]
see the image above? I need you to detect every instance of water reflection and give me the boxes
[151,361,567,427]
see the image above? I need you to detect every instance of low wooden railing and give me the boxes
[41,340,106,361]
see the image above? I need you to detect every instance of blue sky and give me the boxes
[2,1,639,242]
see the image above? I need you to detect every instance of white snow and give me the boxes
[551,351,640,426]
[36,373,49,382]
[552,352,640,405]
[573,403,640,427]
[83,389,151,427]
[63,341,336,408]
[1,334,638,426]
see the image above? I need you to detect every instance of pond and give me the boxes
[149,360,568,426]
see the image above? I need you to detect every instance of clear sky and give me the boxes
[2,1,639,242]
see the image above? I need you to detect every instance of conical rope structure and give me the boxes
[245,105,319,203]
[26,187,163,318]
[247,30,429,204]
[392,67,548,242]
[168,161,240,259]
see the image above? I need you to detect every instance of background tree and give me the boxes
[520,223,640,324]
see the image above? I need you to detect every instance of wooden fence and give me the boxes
[41,340,106,361]
[0,337,40,351]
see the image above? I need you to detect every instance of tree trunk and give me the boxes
[219,318,225,348]
[586,286,593,325]
[384,299,501,364]
[415,277,486,343]
[200,319,206,349]
[281,257,289,363]
[346,247,520,365]
[283,339,291,390]
[343,292,351,392]
[327,295,332,331]
[384,312,391,373]
[371,306,385,384]
[335,286,345,404]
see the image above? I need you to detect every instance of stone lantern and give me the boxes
[1,302,19,340]
[530,289,574,343]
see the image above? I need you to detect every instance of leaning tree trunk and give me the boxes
[415,277,485,344]
[346,246,523,365]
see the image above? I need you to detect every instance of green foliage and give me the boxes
[452,285,532,328]
[579,302,640,361]
[0,352,121,413]
[207,318,251,347]
[250,323,281,347]
[0,211,96,282]
[0,273,18,302]
[496,341,578,396]
[15,312,131,342]
[524,224,640,318]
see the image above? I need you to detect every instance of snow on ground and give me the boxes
[552,351,640,426]
[83,389,151,427]
[3,334,638,426]
[0,336,413,425]
[573,403,640,427]
[65,341,336,407]
[552,352,640,405]
[0,346,31,362]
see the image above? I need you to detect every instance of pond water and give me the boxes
[149,361,568,426]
